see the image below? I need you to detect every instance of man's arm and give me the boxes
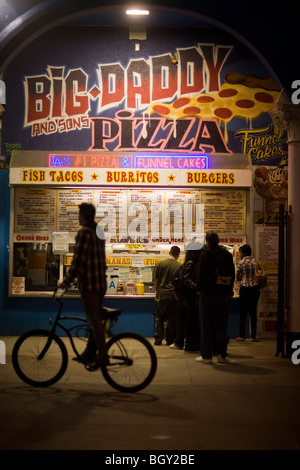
[59,230,88,288]
[182,260,197,291]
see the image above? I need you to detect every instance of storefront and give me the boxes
[8,148,253,336]
[1,23,288,337]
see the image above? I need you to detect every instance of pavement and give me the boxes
[0,335,300,452]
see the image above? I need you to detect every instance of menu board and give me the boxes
[164,190,203,240]
[57,189,93,233]
[95,190,127,241]
[13,187,247,243]
[14,188,56,233]
[127,190,164,241]
[201,190,246,234]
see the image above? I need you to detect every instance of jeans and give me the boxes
[239,285,260,339]
[154,299,177,344]
[200,293,230,359]
[174,299,201,350]
[81,290,108,362]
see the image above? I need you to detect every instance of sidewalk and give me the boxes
[0,336,300,450]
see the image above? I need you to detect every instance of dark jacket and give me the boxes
[196,244,235,296]
[175,249,201,302]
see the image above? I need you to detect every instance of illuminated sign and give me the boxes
[14,167,252,187]
[49,153,208,170]
[133,155,208,169]
[49,154,132,168]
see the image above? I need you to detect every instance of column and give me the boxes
[0,103,4,168]
[270,91,300,355]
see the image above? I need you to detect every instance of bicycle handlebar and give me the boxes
[53,283,77,300]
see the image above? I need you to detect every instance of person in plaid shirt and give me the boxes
[59,203,108,368]
[236,244,261,341]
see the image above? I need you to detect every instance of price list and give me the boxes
[127,190,164,241]
[14,188,56,233]
[13,188,247,241]
[95,190,128,240]
[57,189,94,233]
[201,190,245,233]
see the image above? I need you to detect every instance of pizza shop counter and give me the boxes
[4,289,242,339]
[105,295,243,339]
[60,292,157,338]
[104,294,156,337]
[106,295,243,339]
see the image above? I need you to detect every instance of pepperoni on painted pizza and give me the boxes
[145,83,279,126]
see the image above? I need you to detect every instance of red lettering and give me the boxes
[126,59,150,108]
[179,48,204,95]
[99,63,125,108]
[200,45,232,92]
[65,69,89,116]
[25,75,51,124]
[49,67,64,117]
[151,54,178,101]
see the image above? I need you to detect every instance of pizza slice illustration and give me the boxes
[143,73,280,143]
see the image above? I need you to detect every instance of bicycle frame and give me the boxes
[38,296,90,361]
[12,289,157,392]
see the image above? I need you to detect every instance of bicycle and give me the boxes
[12,287,157,393]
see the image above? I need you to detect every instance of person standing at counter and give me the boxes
[236,244,261,341]
[153,246,181,346]
[170,241,202,351]
[196,232,235,363]
[59,203,108,368]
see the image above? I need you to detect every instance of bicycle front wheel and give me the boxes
[12,329,68,387]
[102,332,157,393]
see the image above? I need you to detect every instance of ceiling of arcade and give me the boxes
[0,0,297,94]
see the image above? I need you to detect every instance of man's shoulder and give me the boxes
[77,226,101,244]
[219,245,232,256]
[158,257,178,265]
[207,245,231,254]
[77,226,92,239]
[201,245,233,261]
[155,258,180,271]
[171,259,181,269]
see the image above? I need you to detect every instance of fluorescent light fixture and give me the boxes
[126,9,149,15]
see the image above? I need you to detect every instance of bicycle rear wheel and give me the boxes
[102,332,157,393]
[12,329,68,387]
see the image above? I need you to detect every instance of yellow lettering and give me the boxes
[105,171,159,184]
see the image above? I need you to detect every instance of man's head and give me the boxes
[206,231,219,247]
[79,203,96,226]
[169,245,180,259]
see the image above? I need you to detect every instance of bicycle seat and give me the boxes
[102,306,122,320]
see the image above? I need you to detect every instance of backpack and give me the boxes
[255,265,268,288]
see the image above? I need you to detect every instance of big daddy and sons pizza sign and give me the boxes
[3,27,287,165]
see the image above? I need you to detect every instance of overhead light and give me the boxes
[126,9,150,15]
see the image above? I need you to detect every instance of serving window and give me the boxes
[9,185,249,296]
